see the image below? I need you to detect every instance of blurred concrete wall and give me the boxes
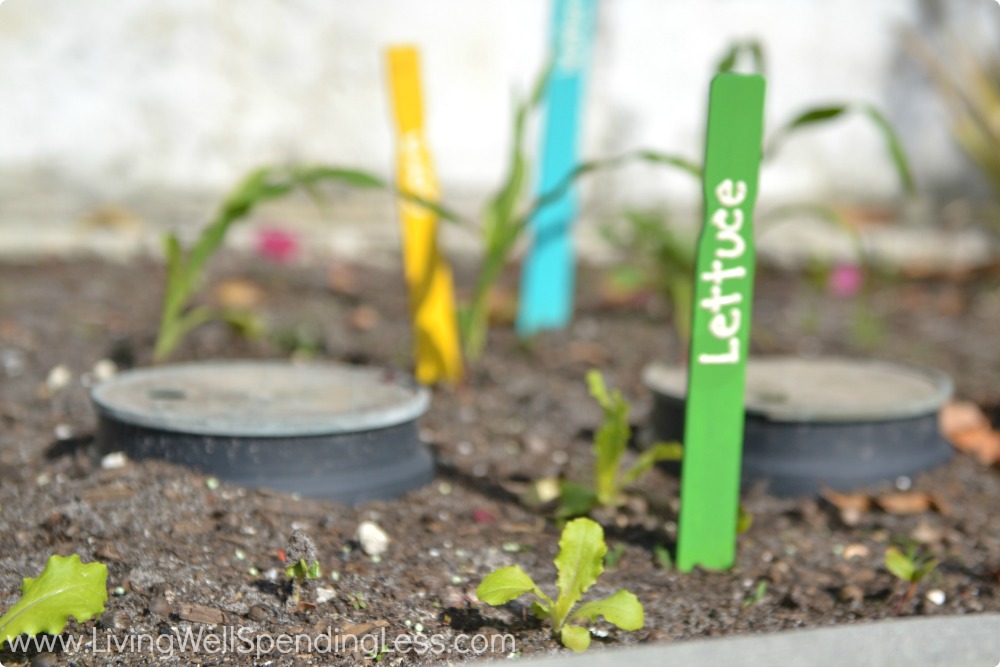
[0,0,995,257]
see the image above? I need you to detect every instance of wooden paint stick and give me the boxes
[386,46,463,384]
[677,73,766,572]
[516,0,598,336]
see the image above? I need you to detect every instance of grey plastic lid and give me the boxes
[642,356,953,423]
[91,360,430,437]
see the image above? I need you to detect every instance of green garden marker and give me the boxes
[677,73,766,572]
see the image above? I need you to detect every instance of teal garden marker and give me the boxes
[516,0,598,336]
[677,73,766,572]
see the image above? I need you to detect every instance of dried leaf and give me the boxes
[876,492,933,515]
[211,278,264,310]
[939,400,990,437]
[948,427,1000,465]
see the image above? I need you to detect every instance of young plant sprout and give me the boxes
[557,370,681,517]
[285,529,322,609]
[477,517,643,653]
[884,544,939,613]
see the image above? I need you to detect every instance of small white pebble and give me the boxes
[205,477,220,490]
[926,589,946,606]
[552,450,569,465]
[36,473,51,487]
[100,452,128,470]
[357,521,390,557]
[895,476,913,491]
[264,568,279,582]
[438,482,452,496]
[414,623,424,633]
[53,424,73,441]
[247,567,259,576]
[315,587,337,604]
[450,575,463,585]
[329,571,341,582]
[92,359,118,382]
[46,365,72,392]
[457,441,474,456]
[428,548,441,558]
[234,549,247,561]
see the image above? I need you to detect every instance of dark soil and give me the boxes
[2,254,1000,666]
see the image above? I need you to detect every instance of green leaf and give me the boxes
[586,371,631,506]
[653,544,673,571]
[572,589,644,631]
[765,104,916,196]
[736,504,754,535]
[715,40,767,75]
[557,480,598,519]
[285,558,321,581]
[884,547,915,583]
[560,624,591,653]
[553,518,606,626]
[0,555,108,646]
[477,566,545,606]
[622,441,683,486]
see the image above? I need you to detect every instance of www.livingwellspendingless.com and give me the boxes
[7,626,518,660]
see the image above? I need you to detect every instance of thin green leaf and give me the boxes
[560,624,591,653]
[553,518,606,626]
[884,547,916,583]
[622,441,683,486]
[715,40,766,75]
[557,481,599,519]
[0,555,108,646]
[572,589,644,631]
[859,104,917,196]
[477,566,547,607]
[587,371,631,506]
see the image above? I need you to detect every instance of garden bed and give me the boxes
[1,254,999,666]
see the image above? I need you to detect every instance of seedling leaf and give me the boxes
[0,555,108,646]
[560,624,591,653]
[553,518,606,623]
[884,547,915,582]
[476,566,546,607]
[622,441,683,486]
[572,589,644,631]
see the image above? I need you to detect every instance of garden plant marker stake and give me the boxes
[386,46,463,384]
[677,73,766,572]
[516,0,598,336]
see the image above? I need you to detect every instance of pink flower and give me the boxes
[256,226,300,264]
[827,263,864,298]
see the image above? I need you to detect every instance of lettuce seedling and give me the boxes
[476,517,643,652]
[885,545,938,613]
[558,371,681,517]
[285,528,322,608]
[0,554,108,647]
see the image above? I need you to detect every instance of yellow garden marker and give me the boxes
[386,46,463,384]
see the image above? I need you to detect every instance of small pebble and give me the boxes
[248,605,269,622]
[1,349,25,377]
[205,477,220,490]
[264,568,279,582]
[247,566,259,576]
[926,589,946,606]
[113,586,127,597]
[329,571,341,582]
[92,359,118,382]
[234,549,247,561]
[457,441,474,456]
[53,424,73,441]
[895,476,913,491]
[101,451,128,470]
[46,365,72,392]
[315,587,337,604]
[414,622,424,633]
[148,597,173,617]
[31,652,58,667]
[438,482,452,496]
[450,575,463,585]
[356,521,390,557]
